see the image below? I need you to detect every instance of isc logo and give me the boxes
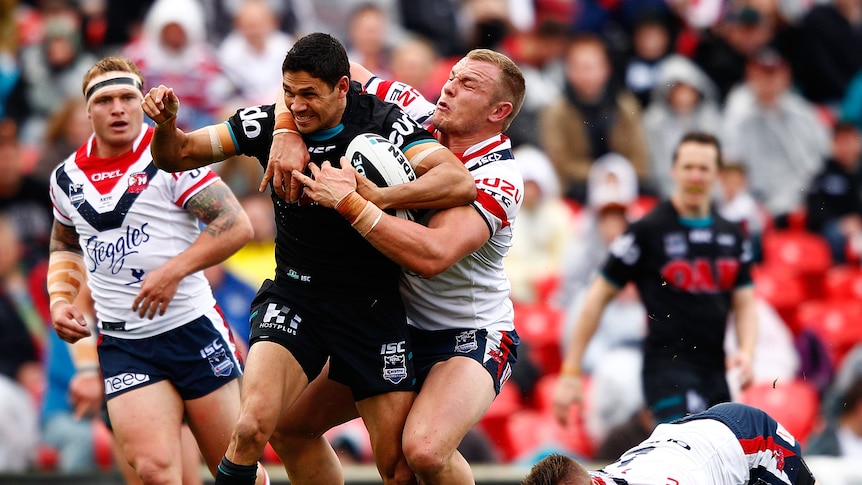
[200,338,224,358]
[380,341,405,355]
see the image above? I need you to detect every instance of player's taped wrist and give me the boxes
[48,251,85,309]
[334,191,383,236]
[335,191,366,223]
[156,113,176,127]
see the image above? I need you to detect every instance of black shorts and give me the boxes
[642,363,730,424]
[248,279,415,401]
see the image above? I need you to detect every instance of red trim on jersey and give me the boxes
[376,79,395,96]
[76,128,154,195]
[175,171,219,207]
[456,135,506,163]
[476,190,510,228]
[738,436,796,458]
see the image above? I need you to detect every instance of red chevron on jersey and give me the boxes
[75,127,154,195]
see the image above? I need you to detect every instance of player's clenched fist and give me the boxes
[142,85,180,125]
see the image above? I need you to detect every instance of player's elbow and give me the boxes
[404,250,456,279]
[235,213,255,246]
[152,155,185,173]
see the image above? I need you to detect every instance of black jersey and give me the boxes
[225,82,437,297]
[601,200,754,369]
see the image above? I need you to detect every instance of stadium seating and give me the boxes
[796,299,862,368]
[512,303,564,375]
[760,230,832,298]
[751,264,808,333]
[739,379,820,443]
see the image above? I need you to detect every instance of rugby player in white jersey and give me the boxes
[521,402,817,485]
[277,49,526,485]
[46,56,268,485]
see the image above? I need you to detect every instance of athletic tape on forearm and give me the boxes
[47,251,85,308]
[409,144,446,169]
[207,125,225,160]
[351,201,383,237]
[335,191,367,224]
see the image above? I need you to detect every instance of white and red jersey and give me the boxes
[592,419,748,485]
[49,125,220,339]
[365,77,523,332]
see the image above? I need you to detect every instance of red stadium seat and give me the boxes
[751,264,807,333]
[739,379,820,444]
[478,382,525,459]
[513,304,564,375]
[503,410,571,462]
[761,230,832,298]
[93,419,114,471]
[823,265,862,300]
[761,230,832,273]
[796,299,862,368]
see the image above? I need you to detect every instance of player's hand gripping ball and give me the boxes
[346,133,419,221]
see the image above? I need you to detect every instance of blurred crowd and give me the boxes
[2,0,862,477]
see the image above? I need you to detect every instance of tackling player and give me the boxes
[275,49,526,485]
[47,56,268,485]
[141,33,475,485]
[522,402,816,485]
[553,131,758,426]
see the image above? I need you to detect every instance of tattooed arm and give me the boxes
[132,180,253,319]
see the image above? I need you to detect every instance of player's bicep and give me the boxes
[403,141,463,176]
[49,220,82,254]
[426,205,490,260]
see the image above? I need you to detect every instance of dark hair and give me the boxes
[282,32,350,88]
[672,131,723,169]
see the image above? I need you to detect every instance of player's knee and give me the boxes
[403,439,446,480]
[232,413,272,450]
[130,453,176,485]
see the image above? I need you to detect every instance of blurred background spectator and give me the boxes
[0,213,43,472]
[806,376,862,457]
[805,121,862,264]
[722,47,830,227]
[505,144,575,305]
[31,96,90,181]
[122,0,232,130]
[539,33,649,204]
[217,0,294,109]
[642,54,721,198]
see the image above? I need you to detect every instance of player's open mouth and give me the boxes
[294,115,315,125]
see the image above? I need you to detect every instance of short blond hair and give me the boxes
[81,56,144,96]
[521,454,591,485]
[465,49,525,131]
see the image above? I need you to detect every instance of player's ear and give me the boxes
[336,76,351,96]
[488,101,513,124]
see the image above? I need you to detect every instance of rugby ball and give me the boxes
[346,133,418,220]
